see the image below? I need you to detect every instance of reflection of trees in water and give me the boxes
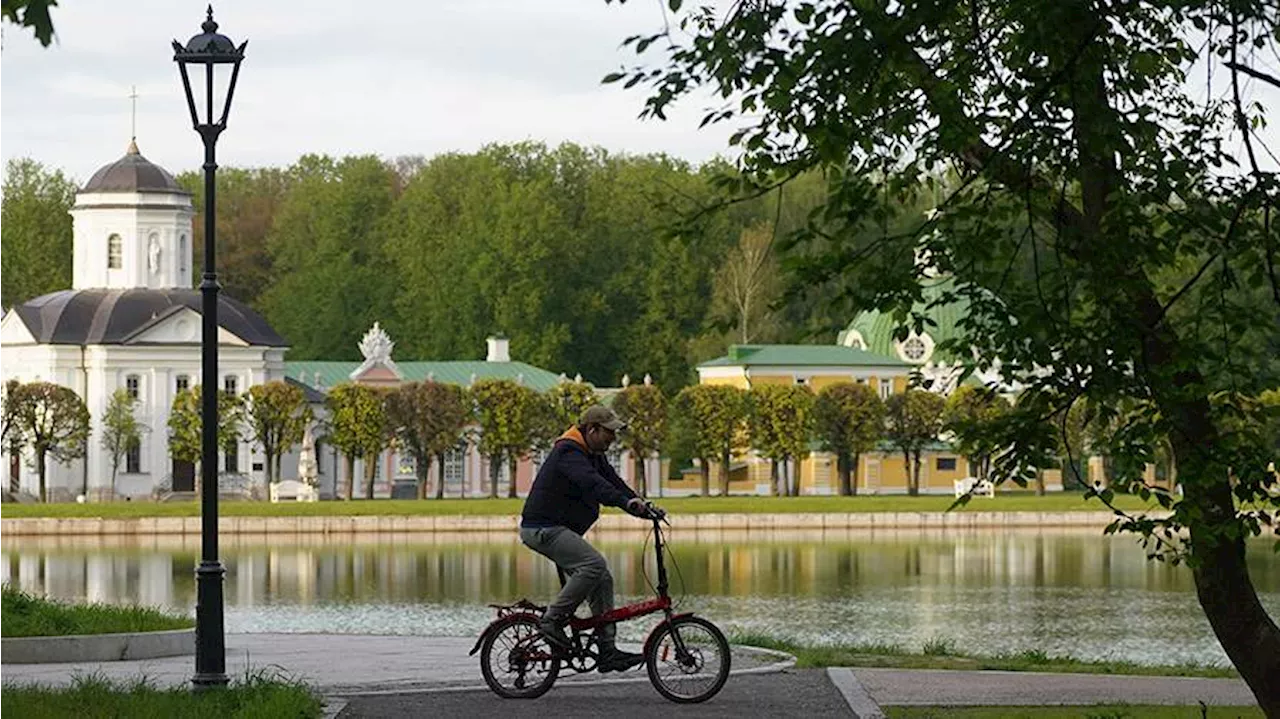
[6,529,1265,611]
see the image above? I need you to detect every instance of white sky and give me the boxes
[0,0,739,183]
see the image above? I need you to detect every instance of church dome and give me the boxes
[81,141,189,195]
[838,276,970,364]
[10,289,286,347]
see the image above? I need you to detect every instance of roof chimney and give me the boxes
[486,334,510,362]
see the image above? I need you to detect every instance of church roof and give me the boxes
[699,343,907,368]
[284,360,564,393]
[10,289,286,346]
[839,275,971,362]
[81,141,189,195]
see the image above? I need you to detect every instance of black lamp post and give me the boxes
[172,4,246,691]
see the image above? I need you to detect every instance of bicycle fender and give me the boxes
[469,613,541,656]
[642,612,696,658]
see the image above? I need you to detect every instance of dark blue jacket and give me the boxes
[521,428,638,535]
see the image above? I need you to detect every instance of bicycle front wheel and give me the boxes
[644,616,731,703]
[479,614,560,699]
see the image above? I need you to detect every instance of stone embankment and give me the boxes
[1,511,1123,536]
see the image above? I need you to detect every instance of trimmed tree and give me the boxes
[885,390,946,497]
[471,378,543,498]
[385,381,471,500]
[813,382,885,496]
[546,380,598,430]
[3,380,25,494]
[10,381,90,501]
[943,386,1012,487]
[748,384,815,496]
[324,383,390,500]
[612,382,668,497]
[673,384,748,496]
[168,385,245,496]
[101,388,145,496]
[245,381,313,487]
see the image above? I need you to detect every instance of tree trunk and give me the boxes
[507,456,519,498]
[435,452,446,500]
[364,453,376,499]
[37,451,47,502]
[903,450,916,496]
[769,459,779,497]
[635,453,647,497]
[265,448,275,486]
[849,452,860,496]
[489,456,500,498]
[838,453,852,496]
[719,450,731,496]
[699,459,710,496]
[1178,445,1280,714]
[1035,469,1046,496]
[343,455,354,500]
[417,453,431,500]
[788,457,799,496]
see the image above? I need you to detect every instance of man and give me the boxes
[520,404,654,673]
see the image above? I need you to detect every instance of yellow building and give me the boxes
[666,344,975,496]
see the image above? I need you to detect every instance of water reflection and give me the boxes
[4,529,1277,667]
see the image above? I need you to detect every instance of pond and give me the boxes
[4,527,1278,667]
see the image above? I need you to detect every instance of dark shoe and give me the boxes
[538,617,572,651]
[597,647,646,673]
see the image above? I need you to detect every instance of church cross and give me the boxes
[129,85,138,141]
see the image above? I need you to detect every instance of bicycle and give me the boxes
[470,504,732,703]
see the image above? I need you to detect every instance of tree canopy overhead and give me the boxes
[608,0,1280,708]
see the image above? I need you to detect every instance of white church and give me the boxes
[1,141,290,501]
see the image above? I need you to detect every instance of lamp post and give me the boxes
[173,5,246,691]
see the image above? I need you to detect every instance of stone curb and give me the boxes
[1,628,194,664]
[0,511,1128,536]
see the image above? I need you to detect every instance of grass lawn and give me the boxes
[2,585,193,637]
[885,707,1262,718]
[730,633,1238,679]
[4,672,323,719]
[0,493,1156,519]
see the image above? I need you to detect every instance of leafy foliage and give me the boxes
[100,389,145,493]
[244,382,312,486]
[813,382,886,496]
[943,386,1013,485]
[9,381,90,501]
[612,382,668,496]
[545,381,598,430]
[748,384,815,496]
[167,385,245,495]
[673,384,748,495]
[1,158,75,305]
[885,390,946,497]
[384,381,470,499]
[470,378,544,498]
[323,383,391,500]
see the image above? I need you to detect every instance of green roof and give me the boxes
[284,360,564,393]
[839,275,971,362]
[699,344,908,368]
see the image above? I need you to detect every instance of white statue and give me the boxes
[297,424,318,487]
[148,237,162,275]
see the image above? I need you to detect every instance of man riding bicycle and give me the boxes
[520,404,656,674]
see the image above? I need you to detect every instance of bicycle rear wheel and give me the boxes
[479,614,560,699]
[645,616,731,703]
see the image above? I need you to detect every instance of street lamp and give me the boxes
[172,4,246,691]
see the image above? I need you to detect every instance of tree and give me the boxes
[324,383,390,500]
[168,385,245,496]
[713,222,782,344]
[1,158,76,305]
[613,1,1280,702]
[748,384,815,496]
[100,389,145,496]
[612,381,668,497]
[885,390,945,497]
[545,380,598,430]
[673,384,747,496]
[813,382,885,496]
[385,381,470,500]
[943,386,1012,488]
[1,0,58,46]
[245,381,312,487]
[9,381,89,501]
[471,378,543,498]
[2,380,24,494]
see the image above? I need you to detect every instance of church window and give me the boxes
[224,443,239,473]
[179,235,188,275]
[126,442,141,474]
[443,445,466,492]
[176,375,190,394]
[902,336,928,362]
[125,375,140,400]
[878,378,893,400]
[107,234,123,269]
[936,457,957,472]
[224,376,238,395]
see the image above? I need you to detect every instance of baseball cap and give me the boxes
[580,405,626,431]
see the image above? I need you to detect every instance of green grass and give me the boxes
[885,706,1263,718]
[0,493,1157,519]
[729,632,1238,679]
[3,671,323,719]
[2,585,193,637]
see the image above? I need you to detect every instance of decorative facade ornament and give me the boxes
[643,373,653,386]
[350,322,400,379]
[621,374,630,388]
[574,373,583,383]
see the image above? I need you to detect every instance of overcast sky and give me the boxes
[1,0,740,183]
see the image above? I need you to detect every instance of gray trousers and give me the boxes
[520,526,617,649]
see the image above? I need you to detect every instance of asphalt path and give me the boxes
[337,669,853,718]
